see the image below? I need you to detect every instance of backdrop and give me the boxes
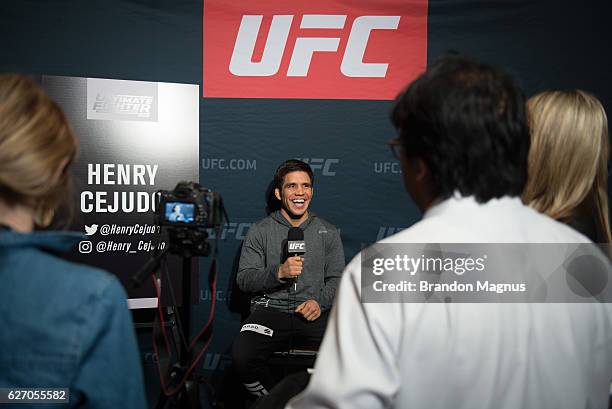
[1,0,611,405]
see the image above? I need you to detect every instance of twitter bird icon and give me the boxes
[85,224,98,236]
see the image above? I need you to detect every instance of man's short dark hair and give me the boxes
[273,159,314,190]
[391,55,530,203]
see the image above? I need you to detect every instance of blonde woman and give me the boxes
[0,74,146,408]
[523,90,611,243]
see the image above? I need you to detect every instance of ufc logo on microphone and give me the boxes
[288,241,305,251]
[204,0,428,100]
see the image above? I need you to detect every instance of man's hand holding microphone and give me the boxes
[277,256,304,280]
[278,227,321,321]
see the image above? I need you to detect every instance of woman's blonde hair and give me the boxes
[523,89,610,242]
[0,74,77,226]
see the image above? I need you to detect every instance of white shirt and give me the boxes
[288,196,612,409]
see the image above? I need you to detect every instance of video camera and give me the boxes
[156,181,224,256]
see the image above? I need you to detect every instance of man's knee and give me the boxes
[233,330,273,373]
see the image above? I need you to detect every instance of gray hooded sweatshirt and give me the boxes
[236,211,345,313]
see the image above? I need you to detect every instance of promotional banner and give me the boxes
[42,76,199,305]
[203,0,428,99]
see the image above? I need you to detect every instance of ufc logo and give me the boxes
[288,241,305,251]
[230,15,400,77]
[203,0,427,99]
[209,222,252,240]
[202,353,231,371]
[374,162,402,174]
[297,158,339,176]
[143,352,158,363]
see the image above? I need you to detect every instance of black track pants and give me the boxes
[232,306,328,397]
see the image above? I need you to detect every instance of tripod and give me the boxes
[153,256,200,409]
[133,244,217,409]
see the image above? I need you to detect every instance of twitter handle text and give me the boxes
[86,223,161,236]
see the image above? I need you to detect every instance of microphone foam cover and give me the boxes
[288,227,304,241]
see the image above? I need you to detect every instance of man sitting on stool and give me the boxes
[232,159,345,398]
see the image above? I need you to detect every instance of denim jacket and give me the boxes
[0,230,146,408]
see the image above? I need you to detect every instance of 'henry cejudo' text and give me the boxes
[81,164,160,213]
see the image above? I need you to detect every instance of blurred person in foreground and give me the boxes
[523,89,611,243]
[287,56,612,409]
[0,74,146,408]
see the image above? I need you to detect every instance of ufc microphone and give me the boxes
[287,227,305,292]
[287,227,306,257]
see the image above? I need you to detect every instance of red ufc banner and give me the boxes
[203,0,428,100]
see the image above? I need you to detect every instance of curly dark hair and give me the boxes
[273,159,314,190]
[391,55,530,203]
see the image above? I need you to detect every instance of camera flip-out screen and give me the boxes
[164,202,195,224]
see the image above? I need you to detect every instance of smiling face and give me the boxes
[275,170,313,226]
